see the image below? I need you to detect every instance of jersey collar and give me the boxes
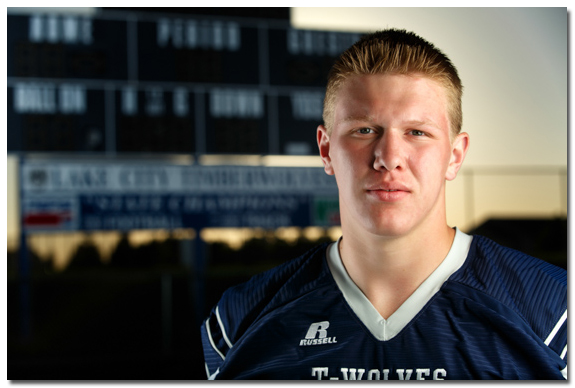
[326,227,473,341]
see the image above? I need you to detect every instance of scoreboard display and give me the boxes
[7,10,362,156]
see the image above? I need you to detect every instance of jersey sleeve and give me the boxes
[512,254,567,375]
[200,263,293,379]
[200,243,329,379]
[200,270,284,379]
[464,236,568,378]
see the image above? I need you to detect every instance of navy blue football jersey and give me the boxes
[201,229,567,380]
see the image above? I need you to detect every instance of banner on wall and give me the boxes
[21,160,340,232]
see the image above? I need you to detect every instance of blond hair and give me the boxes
[323,29,463,139]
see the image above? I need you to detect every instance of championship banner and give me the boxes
[21,160,340,231]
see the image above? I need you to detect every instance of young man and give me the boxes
[200,29,567,380]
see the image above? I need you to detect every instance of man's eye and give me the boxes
[410,130,425,136]
[357,128,374,134]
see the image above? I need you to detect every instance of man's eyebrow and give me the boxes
[403,119,442,129]
[404,119,431,126]
[339,115,375,123]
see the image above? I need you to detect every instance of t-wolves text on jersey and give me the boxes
[201,229,567,379]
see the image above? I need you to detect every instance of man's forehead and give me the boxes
[332,74,451,133]
[337,73,446,95]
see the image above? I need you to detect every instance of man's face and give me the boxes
[317,74,468,238]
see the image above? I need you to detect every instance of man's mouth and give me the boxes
[365,184,410,202]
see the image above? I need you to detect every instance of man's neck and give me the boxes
[338,223,456,319]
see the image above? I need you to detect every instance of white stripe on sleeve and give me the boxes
[216,305,234,349]
[544,309,567,346]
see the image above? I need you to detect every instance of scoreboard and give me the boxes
[7,10,362,156]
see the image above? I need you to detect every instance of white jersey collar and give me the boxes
[326,228,473,341]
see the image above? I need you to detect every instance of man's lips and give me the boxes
[365,184,410,201]
[365,183,410,192]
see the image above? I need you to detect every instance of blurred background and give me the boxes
[6,7,567,380]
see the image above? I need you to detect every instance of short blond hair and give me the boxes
[323,29,463,139]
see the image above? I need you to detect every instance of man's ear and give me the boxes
[445,132,469,181]
[317,125,334,175]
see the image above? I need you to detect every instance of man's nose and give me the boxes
[373,131,404,172]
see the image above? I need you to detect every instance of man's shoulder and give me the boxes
[464,234,566,285]
[448,234,566,341]
[222,241,331,299]
[214,242,333,338]
[201,242,335,378]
